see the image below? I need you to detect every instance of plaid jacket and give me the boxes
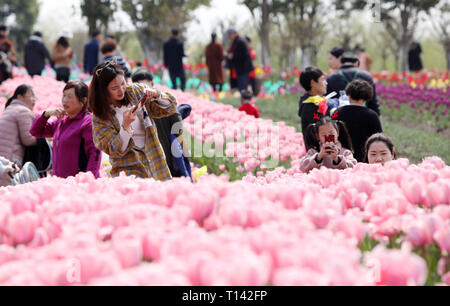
[92,83,177,180]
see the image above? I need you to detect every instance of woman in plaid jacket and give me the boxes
[88,61,178,180]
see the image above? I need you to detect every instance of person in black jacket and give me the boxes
[163,29,187,91]
[24,32,53,77]
[326,52,380,116]
[298,67,328,145]
[334,79,383,162]
[226,29,254,92]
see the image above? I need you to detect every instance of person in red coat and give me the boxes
[238,90,260,118]
[205,33,224,92]
[245,36,257,95]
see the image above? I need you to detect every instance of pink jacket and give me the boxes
[0,99,37,186]
[300,142,357,173]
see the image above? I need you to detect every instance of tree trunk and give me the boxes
[259,0,271,67]
[138,33,161,65]
[300,45,315,69]
[400,43,409,72]
[446,48,450,71]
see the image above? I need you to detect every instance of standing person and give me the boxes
[300,116,357,173]
[205,33,224,92]
[84,29,102,75]
[0,25,16,84]
[51,31,74,83]
[355,45,372,72]
[328,47,345,73]
[408,42,423,72]
[0,85,37,187]
[89,62,178,180]
[30,80,102,178]
[334,79,383,162]
[226,29,254,92]
[163,29,187,91]
[24,31,53,77]
[100,40,131,79]
[326,52,380,116]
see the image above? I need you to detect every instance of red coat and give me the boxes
[239,103,260,118]
[205,42,224,84]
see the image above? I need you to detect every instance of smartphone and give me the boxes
[132,94,147,113]
[325,135,336,144]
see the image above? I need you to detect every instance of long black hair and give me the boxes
[304,116,353,152]
[5,84,33,109]
[88,61,126,121]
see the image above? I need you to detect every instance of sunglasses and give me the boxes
[95,58,118,77]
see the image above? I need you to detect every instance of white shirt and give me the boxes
[113,106,146,152]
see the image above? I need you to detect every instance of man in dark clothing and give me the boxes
[335,79,383,162]
[163,29,187,91]
[84,30,101,75]
[408,42,423,72]
[24,32,53,77]
[326,52,380,116]
[0,25,16,84]
[226,29,254,92]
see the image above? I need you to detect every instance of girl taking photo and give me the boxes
[89,61,178,180]
[300,116,357,173]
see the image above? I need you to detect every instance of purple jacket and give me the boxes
[30,109,102,178]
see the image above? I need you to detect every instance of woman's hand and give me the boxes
[45,108,66,119]
[122,108,138,132]
[146,88,161,100]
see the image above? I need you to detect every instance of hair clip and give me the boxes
[95,58,118,77]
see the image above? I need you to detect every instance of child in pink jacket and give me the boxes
[300,116,357,173]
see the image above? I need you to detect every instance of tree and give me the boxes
[121,0,210,65]
[352,0,440,71]
[241,0,284,67]
[0,0,39,59]
[431,2,450,70]
[279,0,326,69]
[80,0,117,36]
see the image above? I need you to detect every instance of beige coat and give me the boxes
[51,44,73,68]
[0,100,37,187]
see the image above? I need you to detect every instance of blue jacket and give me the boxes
[84,39,100,75]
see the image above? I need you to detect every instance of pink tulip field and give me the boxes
[0,74,449,286]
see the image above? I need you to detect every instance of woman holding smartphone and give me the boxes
[88,61,177,180]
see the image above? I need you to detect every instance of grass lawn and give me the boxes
[218,95,450,165]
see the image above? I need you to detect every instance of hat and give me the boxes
[177,104,192,120]
[225,29,237,38]
[59,29,73,39]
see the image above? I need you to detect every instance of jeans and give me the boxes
[169,70,186,91]
[237,74,249,92]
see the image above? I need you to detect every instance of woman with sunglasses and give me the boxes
[89,61,178,180]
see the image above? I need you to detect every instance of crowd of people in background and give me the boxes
[0,24,420,187]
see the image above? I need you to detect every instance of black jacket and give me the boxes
[298,93,321,145]
[24,36,52,75]
[230,36,254,76]
[163,38,186,73]
[335,105,383,162]
[326,64,380,116]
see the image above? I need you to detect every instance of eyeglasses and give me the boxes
[95,58,118,77]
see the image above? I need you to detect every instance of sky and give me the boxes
[36,0,253,44]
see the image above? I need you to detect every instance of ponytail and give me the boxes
[5,84,32,109]
[304,116,354,152]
